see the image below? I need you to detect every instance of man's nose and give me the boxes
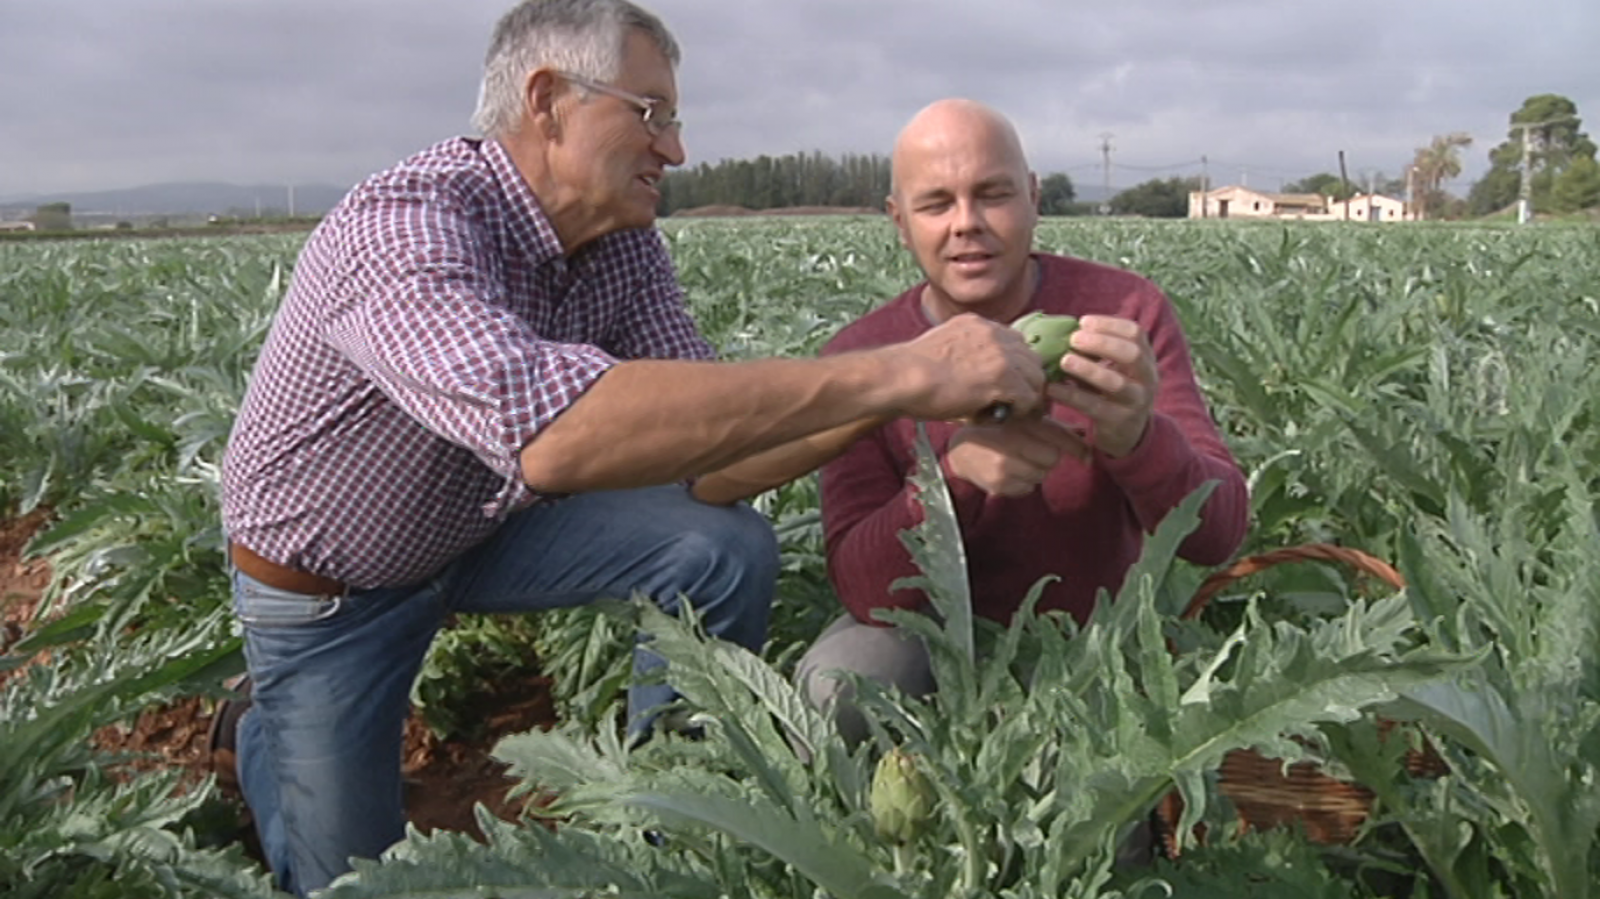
[654,125,686,167]
[952,198,985,234]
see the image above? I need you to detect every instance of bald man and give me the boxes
[795,99,1249,742]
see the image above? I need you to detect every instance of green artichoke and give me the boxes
[868,748,935,845]
[1011,311,1079,383]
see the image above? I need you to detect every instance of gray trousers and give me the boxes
[794,613,934,745]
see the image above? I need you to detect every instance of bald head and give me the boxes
[890,99,1031,200]
[884,98,1041,323]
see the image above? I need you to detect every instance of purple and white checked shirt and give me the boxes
[221,137,713,588]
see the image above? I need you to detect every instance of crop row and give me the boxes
[1,218,1598,896]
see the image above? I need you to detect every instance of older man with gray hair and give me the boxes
[216,1,1045,893]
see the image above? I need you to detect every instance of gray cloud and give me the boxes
[2,0,1595,197]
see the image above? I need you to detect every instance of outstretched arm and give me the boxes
[688,416,889,505]
[520,313,1046,494]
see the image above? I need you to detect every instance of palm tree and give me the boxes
[1410,132,1473,220]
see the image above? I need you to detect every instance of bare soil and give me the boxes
[0,510,560,857]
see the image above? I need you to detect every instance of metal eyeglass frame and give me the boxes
[556,71,681,136]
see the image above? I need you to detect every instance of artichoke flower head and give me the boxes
[1011,311,1079,383]
[869,747,935,845]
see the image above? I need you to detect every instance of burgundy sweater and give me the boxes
[819,253,1249,627]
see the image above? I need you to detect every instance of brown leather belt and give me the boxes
[229,542,348,597]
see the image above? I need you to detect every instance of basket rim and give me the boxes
[1182,542,1405,620]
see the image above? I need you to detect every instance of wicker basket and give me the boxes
[1152,543,1447,857]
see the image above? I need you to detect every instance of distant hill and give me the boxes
[0,182,351,220]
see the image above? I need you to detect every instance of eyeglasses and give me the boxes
[557,71,681,137]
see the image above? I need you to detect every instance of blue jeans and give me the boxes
[231,485,777,896]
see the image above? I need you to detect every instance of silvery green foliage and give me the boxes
[0,608,275,899]
[329,426,1476,898]
[320,815,713,898]
[8,220,1599,895]
[1375,458,1600,899]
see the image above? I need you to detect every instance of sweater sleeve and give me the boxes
[819,422,990,625]
[1097,285,1249,565]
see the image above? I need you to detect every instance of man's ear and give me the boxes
[523,69,562,139]
[886,195,910,248]
[1028,171,1041,212]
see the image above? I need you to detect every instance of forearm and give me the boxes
[521,354,903,494]
[523,311,1046,494]
[1100,413,1249,565]
[690,416,889,505]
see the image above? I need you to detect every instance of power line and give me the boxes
[1041,157,1308,179]
[1111,158,1206,173]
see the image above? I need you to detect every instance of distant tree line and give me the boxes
[658,151,893,214]
[657,150,1087,217]
[1109,177,1201,218]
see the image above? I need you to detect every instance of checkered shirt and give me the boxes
[221,137,713,587]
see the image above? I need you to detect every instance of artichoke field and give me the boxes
[2,217,1599,897]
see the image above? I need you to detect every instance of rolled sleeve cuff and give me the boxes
[484,344,620,518]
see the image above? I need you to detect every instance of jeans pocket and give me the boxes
[233,572,344,628]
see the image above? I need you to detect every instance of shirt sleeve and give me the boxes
[321,192,616,500]
[1097,283,1249,565]
[607,229,716,362]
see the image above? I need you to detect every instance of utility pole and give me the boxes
[1511,115,1578,224]
[1338,150,1350,221]
[1200,154,1209,218]
[288,183,296,218]
[1516,123,1537,224]
[1098,132,1114,215]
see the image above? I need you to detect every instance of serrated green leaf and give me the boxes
[624,790,904,899]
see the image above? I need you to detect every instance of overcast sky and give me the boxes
[3,0,1596,200]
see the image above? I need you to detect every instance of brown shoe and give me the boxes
[206,676,252,796]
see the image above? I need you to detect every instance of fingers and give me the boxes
[1003,419,1073,470]
[912,314,1045,421]
[989,319,1047,415]
[946,415,1088,496]
[1042,318,1154,458]
[947,435,1054,496]
[1065,315,1156,381]
[1028,415,1092,463]
[1052,357,1150,409]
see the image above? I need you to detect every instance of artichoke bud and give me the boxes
[869,748,935,845]
[1012,311,1079,383]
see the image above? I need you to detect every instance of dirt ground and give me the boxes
[0,510,560,856]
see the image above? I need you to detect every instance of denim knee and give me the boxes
[714,501,781,590]
[658,501,778,649]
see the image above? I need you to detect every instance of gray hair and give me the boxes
[471,0,680,138]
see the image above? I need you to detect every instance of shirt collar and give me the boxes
[481,137,567,272]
